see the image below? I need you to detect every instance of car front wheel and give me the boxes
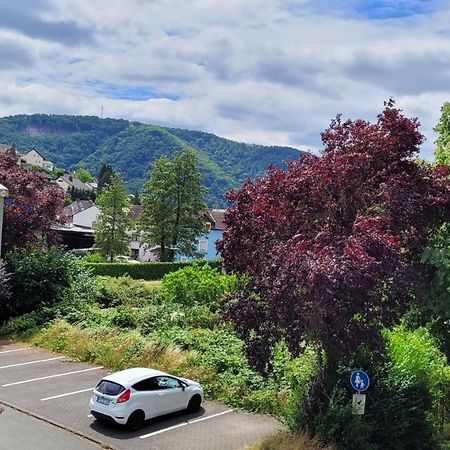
[187,395,202,413]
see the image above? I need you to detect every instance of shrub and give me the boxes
[0,259,11,316]
[290,327,450,450]
[96,275,160,307]
[161,262,236,310]
[4,246,78,321]
[80,260,221,280]
[79,252,103,263]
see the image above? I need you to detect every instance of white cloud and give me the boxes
[0,0,448,160]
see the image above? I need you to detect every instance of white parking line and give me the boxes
[2,367,103,387]
[139,409,233,439]
[0,357,64,370]
[41,387,94,401]
[0,348,30,354]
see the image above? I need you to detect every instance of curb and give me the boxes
[0,399,116,450]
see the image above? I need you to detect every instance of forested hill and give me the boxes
[0,114,305,206]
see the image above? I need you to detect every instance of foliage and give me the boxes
[0,259,11,312]
[161,262,236,310]
[94,175,131,262]
[0,152,66,254]
[384,327,450,431]
[2,246,77,321]
[219,102,450,374]
[140,149,207,261]
[95,275,160,307]
[0,114,302,207]
[79,252,103,263]
[290,327,450,450]
[434,102,450,166]
[408,222,450,358]
[80,260,221,280]
[74,167,94,183]
[97,164,115,194]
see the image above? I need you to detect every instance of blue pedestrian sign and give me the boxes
[350,370,369,392]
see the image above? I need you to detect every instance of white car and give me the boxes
[89,368,204,430]
[114,255,140,264]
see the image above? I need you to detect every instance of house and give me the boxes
[19,148,54,171]
[21,148,44,168]
[196,209,225,261]
[173,209,226,262]
[56,172,94,192]
[53,200,99,250]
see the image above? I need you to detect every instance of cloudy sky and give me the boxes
[0,0,449,159]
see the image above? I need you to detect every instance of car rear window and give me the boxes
[95,380,125,396]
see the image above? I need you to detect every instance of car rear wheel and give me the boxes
[126,410,145,431]
[187,395,201,413]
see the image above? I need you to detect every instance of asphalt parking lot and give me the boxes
[0,340,282,450]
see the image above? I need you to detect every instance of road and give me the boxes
[0,340,282,450]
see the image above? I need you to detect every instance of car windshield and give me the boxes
[95,380,125,396]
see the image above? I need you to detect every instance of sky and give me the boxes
[0,0,449,160]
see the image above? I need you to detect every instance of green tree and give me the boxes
[94,175,130,262]
[140,149,207,261]
[97,164,115,194]
[434,102,450,166]
[75,167,94,183]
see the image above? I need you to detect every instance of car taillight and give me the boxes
[117,389,131,403]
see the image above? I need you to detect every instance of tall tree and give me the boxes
[434,102,450,166]
[0,152,66,255]
[97,164,115,194]
[94,175,130,262]
[140,149,207,261]
[218,102,450,373]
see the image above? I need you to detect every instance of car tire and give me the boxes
[187,395,202,413]
[126,410,145,431]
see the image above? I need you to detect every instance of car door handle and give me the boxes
[158,393,165,397]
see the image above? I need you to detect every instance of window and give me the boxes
[132,377,159,391]
[198,240,208,254]
[155,376,182,389]
[96,380,125,395]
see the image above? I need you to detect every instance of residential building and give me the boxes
[56,172,94,192]
[21,148,44,167]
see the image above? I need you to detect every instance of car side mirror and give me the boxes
[182,385,185,391]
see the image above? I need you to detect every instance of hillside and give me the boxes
[0,114,305,206]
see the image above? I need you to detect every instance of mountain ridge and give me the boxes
[0,114,305,206]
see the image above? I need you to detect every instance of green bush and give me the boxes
[79,252,103,263]
[0,259,11,310]
[95,275,161,307]
[290,327,450,450]
[3,246,78,321]
[80,260,221,280]
[161,262,236,310]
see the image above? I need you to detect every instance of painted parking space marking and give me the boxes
[2,367,103,387]
[0,348,30,354]
[0,356,64,370]
[139,409,234,439]
[41,387,94,401]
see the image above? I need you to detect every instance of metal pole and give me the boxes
[0,184,9,257]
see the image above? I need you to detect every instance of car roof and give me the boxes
[102,368,168,387]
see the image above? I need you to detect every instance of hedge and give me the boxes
[80,260,222,280]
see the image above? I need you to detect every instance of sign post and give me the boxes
[350,370,369,415]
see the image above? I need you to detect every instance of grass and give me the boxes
[246,431,334,450]
[137,280,161,289]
